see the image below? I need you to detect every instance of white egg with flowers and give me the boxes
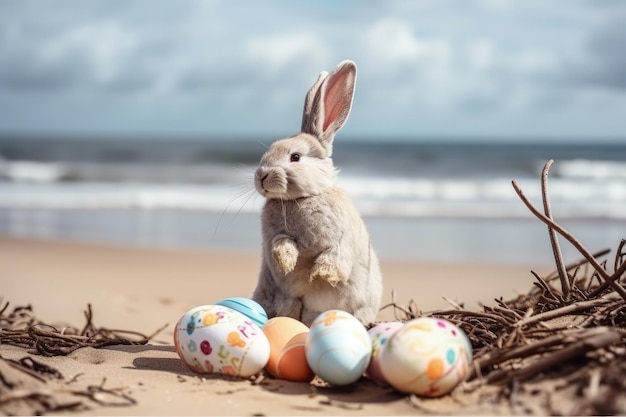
[173,304,270,377]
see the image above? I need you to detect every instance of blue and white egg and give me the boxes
[305,310,371,386]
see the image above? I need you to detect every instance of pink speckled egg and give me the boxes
[367,321,404,383]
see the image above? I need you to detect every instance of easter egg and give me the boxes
[305,310,371,386]
[215,297,268,328]
[262,317,314,382]
[367,321,404,383]
[379,317,472,397]
[173,305,270,377]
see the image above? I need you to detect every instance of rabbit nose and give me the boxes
[255,168,269,189]
[256,169,268,182]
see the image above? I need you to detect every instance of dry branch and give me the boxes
[541,159,570,299]
[0,303,166,356]
[512,179,626,302]
[382,159,626,414]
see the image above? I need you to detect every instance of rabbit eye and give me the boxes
[290,152,301,162]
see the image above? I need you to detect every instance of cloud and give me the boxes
[365,19,452,64]
[577,15,626,90]
[357,15,565,115]
[0,6,155,94]
[1,0,626,138]
[245,32,331,75]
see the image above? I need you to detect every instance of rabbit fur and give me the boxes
[251,60,383,326]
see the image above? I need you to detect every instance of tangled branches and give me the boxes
[0,302,167,356]
[0,303,166,414]
[383,160,626,414]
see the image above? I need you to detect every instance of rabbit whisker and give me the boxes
[234,162,254,174]
[280,197,291,233]
[212,185,257,239]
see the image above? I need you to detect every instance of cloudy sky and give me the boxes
[1,0,626,142]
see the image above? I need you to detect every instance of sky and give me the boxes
[1,1,626,142]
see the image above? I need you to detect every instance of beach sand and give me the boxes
[1,235,552,415]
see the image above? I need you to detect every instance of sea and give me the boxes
[0,136,624,266]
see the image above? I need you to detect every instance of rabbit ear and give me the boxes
[301,60,357,157]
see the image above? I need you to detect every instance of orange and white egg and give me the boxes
[379,317,472,397]
[262,316,314,382]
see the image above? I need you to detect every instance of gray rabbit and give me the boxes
[252,60,383,326]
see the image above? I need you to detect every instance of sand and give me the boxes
[1,235,551,415]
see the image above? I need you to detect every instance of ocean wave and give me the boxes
[0,175,624,220]
[0,183,261,212]
[553,159,626,180]
[0,160,66,183]
[0,159,253,184]
[340,175,626,202]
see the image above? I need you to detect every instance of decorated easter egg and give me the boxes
[367,321,404,383]
[379,317,473,397]
[215,297,268,328]
[262,317,314,382]
[305,310,371,386]
[173,305,270,377]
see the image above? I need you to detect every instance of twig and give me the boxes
[486,327,620,384]
[512,179,626,302]
[0,301,9,317]
[427,310,514,326]
[4,359,48,383]
[541,160,570,299]
[486,305,522,321]
[1,302,167,357]
[545,249,611,281]
[616,239,626,274]
[589,248,626,297]
[442,296,463,310]
[70,378,137,407]
[531,270,560,302]
[513,297,614,329]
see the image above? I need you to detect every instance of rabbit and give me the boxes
[251,60,383,326]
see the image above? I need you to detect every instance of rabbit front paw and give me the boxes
[272,237,299,274]
[310,261,345,287]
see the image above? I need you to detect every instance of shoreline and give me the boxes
[2,206,614,266]
[1,234,549,329]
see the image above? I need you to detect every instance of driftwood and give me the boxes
[0,303,167,356]
[0,303,164,414]
[382,160,626,414]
